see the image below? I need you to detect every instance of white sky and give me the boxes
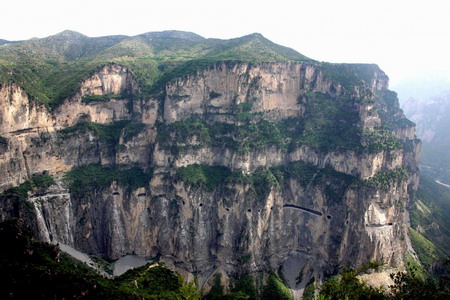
[1,0,449,86]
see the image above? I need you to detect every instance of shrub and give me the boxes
[81,93,133,104]
[0,135,7,147]
[1,174,55,201]
[59,121,145,145]
[363,127,402,153]
[63,165,151,195]
[177,164,231,191]
[31,174,55,193]
[209,91,222,99]
[363,167,409,190]
[262,273,293,300]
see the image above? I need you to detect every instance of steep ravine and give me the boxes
[0,61,420,296]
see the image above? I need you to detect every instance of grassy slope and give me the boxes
[409,227,446,268]
[410,174,450,257]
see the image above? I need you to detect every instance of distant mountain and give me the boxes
[392,71,450,104]
[0,39,11,45]
[402,91,450,184]
[400,87,450,275]
[0,30,128,61]
[0,30,312,63]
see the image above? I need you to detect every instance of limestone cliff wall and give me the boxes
[0,61,420,294]
[0,63,152,191]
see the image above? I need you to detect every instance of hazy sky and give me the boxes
[1,0,449,87]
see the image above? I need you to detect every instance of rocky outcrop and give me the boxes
[54,63,139,127]
[0,61,420,296]
[0,63,147,191]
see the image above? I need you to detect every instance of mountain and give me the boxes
[392,71,450,104]
[409,175,450,260]
[0,31,420,298]
[0,30,312,109]
[401,90,450,273]
[0,39,13,45]
[402,91,450,184]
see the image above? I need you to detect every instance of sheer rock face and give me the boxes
[54,63,139,127]
[0,62,419,290]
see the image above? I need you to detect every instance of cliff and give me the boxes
[0,32,420,297]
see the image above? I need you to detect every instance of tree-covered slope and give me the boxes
[0,30,313,108]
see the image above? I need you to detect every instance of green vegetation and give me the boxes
[122,122,146,142]
[209,91,222,99]
[0,135,7,147]
[363,128,402,153]
[376,90,414,130]
[274,161,356,194]
[156,94,400,155]
[0,218,202,299]
[4,217,448,299]
[317,259,450,299]
[157,118,212,146]
[236,120,285,152]
[234,101,254,122]
[408,227,446,268]
[31,174,55,193]
[320,63,365,89]
[404,252,428,280]
[176,164,282,196]
[318,63,383,91]
[81,93,134,103]
[1,173,55,201]
[315,166,357,204]
[157,118,287,154]
[177,161,356,204]
[204,274,225,300]
[236,101,253,113]
[113,263,201,299]
[59,120,145,144]
[389,263,450,300]
[1,181,34,202]
[251,167,280,196]
[157,109,369,156]
[299,92,361,152]
[409,175,450,255]
[63,165,152,195]
[319,262,385,300]
[262,273,293,300]
[230,275,258,300]
[59,120,129,143]
[302,279,315,300]
[176,164,232,191]
[0,61,101,109]
[269,161,317,187]
[362,167,409,190]
[0,31,312,108]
